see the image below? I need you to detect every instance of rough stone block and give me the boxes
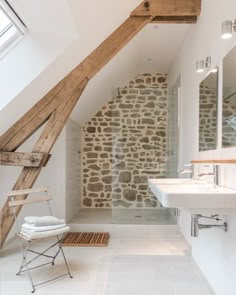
[88,183,103,192]
[119,171,131,183]
[123,188,137,201]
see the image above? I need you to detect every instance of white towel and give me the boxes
[21,223,66,232]
[20,226,70,240]
[24,216,65,227]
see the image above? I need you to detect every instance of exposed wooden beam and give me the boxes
[0,78,88,248]
[0,152,47,167]
[151,15,197,23]
[0,16,150,153]
[43,154,52,167]
[77,16,151,80]
[0,80,66,152]
[131,0,201,17]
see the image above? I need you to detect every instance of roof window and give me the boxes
[0,1,26,58]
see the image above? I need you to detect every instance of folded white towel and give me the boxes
[24,216,65,227]
[20,226,70,240]
[21,223,66,232]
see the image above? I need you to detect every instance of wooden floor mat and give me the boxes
[61,232,109,247]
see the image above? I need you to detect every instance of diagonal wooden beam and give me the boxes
[0,152,47,167]
[131,0,201,17]
[0,16,151,152]
[0,78,88,248]
[75,16,152,80]
[0,80,66,152]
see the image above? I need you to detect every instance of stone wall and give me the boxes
[199,83,217,151]
[199,83,236,149]
[81,73,168,209]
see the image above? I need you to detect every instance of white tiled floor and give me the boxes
[112,208,177,225]
[70,209,112,224]
[0,225,215,295]
[71,208,176,225]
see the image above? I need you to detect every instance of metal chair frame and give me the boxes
[8,187,73,293]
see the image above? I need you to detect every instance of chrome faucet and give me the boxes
[198,172,215,177]
[179,163,194,178]
[198,165,219,186]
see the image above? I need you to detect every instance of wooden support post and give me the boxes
[0,152,47,167]
[0,78,88,248]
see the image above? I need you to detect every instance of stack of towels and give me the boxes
[20,216,70,239]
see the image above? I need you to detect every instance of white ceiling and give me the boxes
[133,23,191,73]
[6,0,193,124]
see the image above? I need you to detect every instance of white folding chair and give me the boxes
[8,187,73,293]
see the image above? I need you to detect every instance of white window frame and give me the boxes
[0,0,27,58]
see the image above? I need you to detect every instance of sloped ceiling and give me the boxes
[3,0,192,124]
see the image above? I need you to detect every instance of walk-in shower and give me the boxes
[110,74,180,225]
[79,73,180,225]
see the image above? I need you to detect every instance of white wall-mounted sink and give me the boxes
[149,178,206,185]
[148,179,236,214]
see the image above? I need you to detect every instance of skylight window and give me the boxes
[0,1,26,57]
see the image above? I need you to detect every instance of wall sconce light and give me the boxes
[196,56,211,73]
[222,19,236,39]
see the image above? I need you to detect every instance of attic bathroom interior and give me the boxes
[1,1,236,295]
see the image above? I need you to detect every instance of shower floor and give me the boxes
[70,208,176,225]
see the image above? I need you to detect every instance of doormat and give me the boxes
[61,232,109,247]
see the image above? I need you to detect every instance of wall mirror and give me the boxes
[199,69,218,151]
[222,46,236,147]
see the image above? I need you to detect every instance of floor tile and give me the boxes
[0,225,214,295]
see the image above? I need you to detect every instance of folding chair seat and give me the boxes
[8,187,73,293]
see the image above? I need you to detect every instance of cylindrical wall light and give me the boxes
[222,19,236,39]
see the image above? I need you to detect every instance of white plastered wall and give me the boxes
[65,119,81,223]
[168,0,236,294]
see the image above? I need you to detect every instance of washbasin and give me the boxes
[148,180,236,214]
[148,178,207,185]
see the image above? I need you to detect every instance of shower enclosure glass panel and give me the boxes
[167,83,180,178]
[111,85,177,225]
[166,80,180,221]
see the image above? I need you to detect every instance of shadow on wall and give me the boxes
[82,73,168,209]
